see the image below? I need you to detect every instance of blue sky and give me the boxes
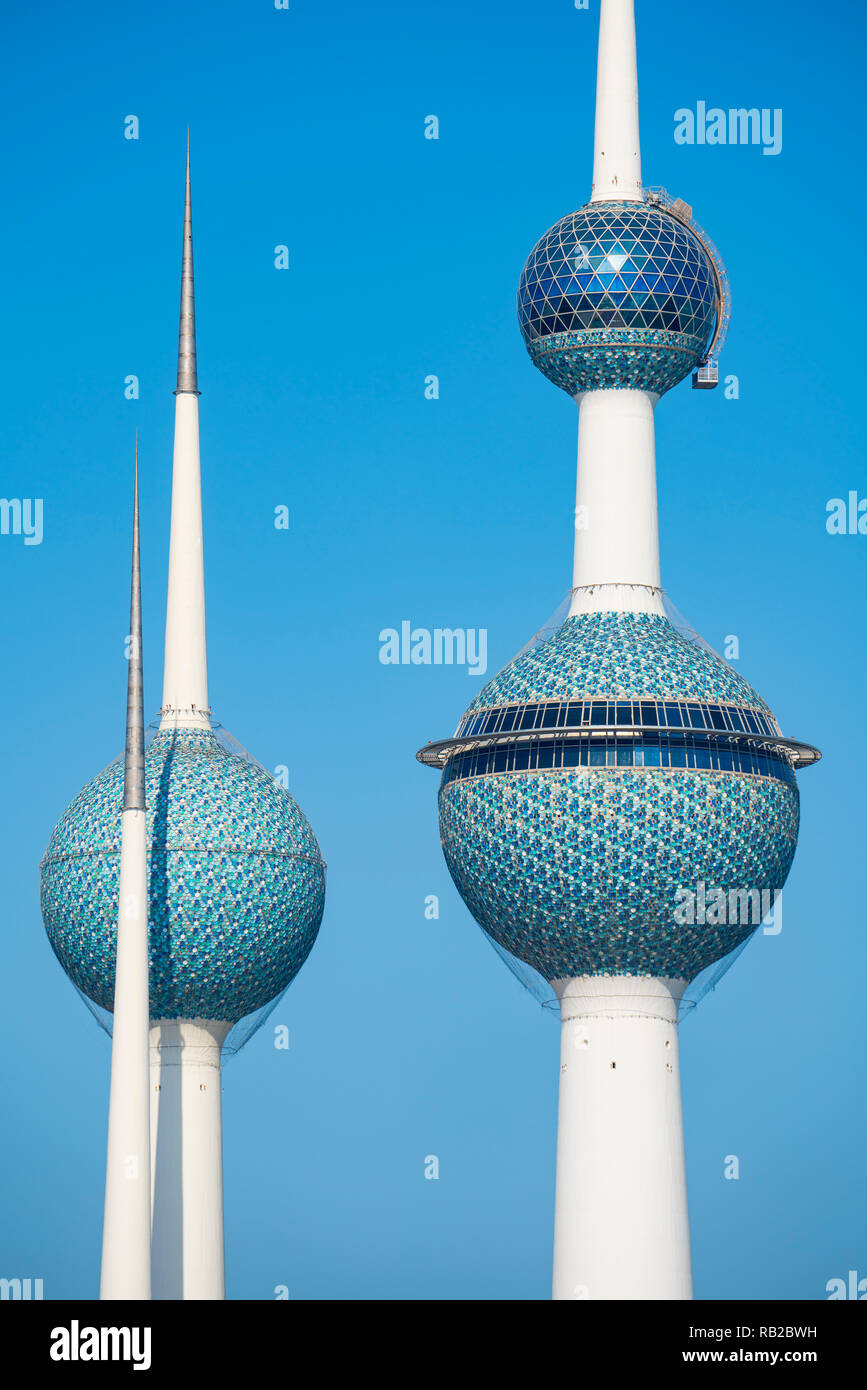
[0,0,864,1299]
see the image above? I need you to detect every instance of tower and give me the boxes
[99,445,151,1300]
[417,0,819,1300]
[40,147,326,1300]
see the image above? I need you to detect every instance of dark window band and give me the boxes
[456,698,777,741]
[441,735,795,789]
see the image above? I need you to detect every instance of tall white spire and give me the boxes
[161,138,210,730]
[151,143,228,1301]
[590,0,643,203]
[100,440,152,1300]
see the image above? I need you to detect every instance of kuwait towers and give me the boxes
[418,0,819,1300]
[41,148,326,1299]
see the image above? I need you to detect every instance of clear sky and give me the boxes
[0,0,864,1300]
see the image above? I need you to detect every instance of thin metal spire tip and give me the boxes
[175,138,199,395]
[123,437,146,812]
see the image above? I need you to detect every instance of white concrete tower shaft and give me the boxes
[568,387,663,617]
[590,0,643,204]
[100,444,152,1301]
[150,144,228,1301]
[554,0,693,1301]
[161,137,209,731]
[149,1020,230,1300]
[552,979,692,1300]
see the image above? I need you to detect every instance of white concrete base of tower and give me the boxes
[568,389,664,615]
[550,975,692,1301]
[569,582,665,617]
[149,1018,231,1300]
[100,807,152,1299]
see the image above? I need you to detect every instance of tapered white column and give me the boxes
[100,450,152,1300]
[569,388,664,616]
[161,140,209,732]
[551,977,692,1301]
[591,0,643,203]
[151,145,227,1302]
[149,1020,230,1300]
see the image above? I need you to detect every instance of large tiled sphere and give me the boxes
[438,614,799,983]
[518,203,717,395]
[40,728,325,1021]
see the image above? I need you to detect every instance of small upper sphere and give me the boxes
[40,727,326,1022]
[518,203,718,395]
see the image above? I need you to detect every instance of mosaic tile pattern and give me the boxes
[40,728,326,1022]
[465,613,771,716]
[518,203,717,395]
[527,327,704,396]
[439,767,799,981]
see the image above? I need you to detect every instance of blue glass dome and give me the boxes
[518,203,718,395]
[40,727,326,1022]
[435,613,801,982]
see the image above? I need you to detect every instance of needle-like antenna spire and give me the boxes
[161,138,210,729]
[176,132,199,395]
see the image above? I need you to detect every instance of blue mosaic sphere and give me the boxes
[40,728,326,1022]
[518,203,718,395]
[438,613,800,983]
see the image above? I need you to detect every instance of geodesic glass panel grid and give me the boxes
[439,766,799,981]
[517,203,717,394]
[40,727,326,1022]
